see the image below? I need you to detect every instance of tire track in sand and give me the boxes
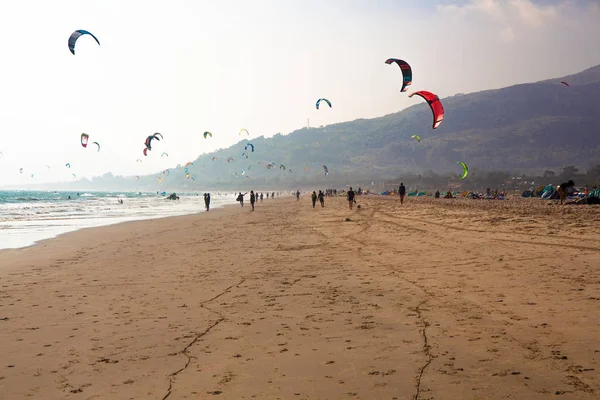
[161,278,246,400]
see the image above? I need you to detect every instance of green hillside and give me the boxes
[166,65,599,188]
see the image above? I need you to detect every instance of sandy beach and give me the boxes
[1,196,599,399]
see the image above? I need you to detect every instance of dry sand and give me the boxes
[0,196,599,400]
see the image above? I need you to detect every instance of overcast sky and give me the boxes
[1,0,599,186]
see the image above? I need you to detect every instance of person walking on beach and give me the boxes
[237,192,246,207]
[250,190,256,211]
[311,191,317,208]
[398,182,406,205]
[272,192,275,199]
[318,190,325,207]
[204,193,211,211]
[296,190,300,201]
[347,187,355,210]
[260,193,264,202]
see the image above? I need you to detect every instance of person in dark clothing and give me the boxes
[398,183,406,205]
[557,180,575,205]
[318,190,325,207]
[260,193,264,202]
[311,191,317,208]
[266,193,269,199]
[250,190,256,211]
[434,190,440,199]
[204,193,211,211]
[236,192,246,207]
[272,192,275,199]
[347,187,355,210]
[296,190,300,201]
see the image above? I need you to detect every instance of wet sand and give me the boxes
[1,196,599,399]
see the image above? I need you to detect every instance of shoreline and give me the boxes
[0,193,240,251]
[1,196,598,399]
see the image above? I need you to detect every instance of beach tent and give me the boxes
[522,190,532,198]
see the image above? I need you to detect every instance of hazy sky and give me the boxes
[1,0,599,186]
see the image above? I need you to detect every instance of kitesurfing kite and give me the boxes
[204,131,212,139]
[143,148,150,156]
[280,165,286,170]
[560,81,569,87]
[239,128,249,136]
[81,133,89,148]
[92,142,100,152]
[161,152,168,157]
[158,177,162,184]
[323,165,329,175]
[245,143,254,152]
[409,91,444,129]
[304,166,309,171]
[385,58,412,92]
[457,162,468,179]
[72,173,77,179]
[185,161,193,167]
[45,165,51,171]
[19,168,23,174]
[212,157,217,161]
[227,157,233,163]
[411,135,421,142]
[144,133,163,150]
[30,174,35,179]
[65,163,71,168]
[136,159,142,163]
[315,98,332,110]
[68,30,100,55]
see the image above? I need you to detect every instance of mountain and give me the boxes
[164,64,599,188]
[33,64,600,191]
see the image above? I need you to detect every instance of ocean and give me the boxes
[0,190,237,250]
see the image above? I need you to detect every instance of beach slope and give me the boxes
[1,197,598,399]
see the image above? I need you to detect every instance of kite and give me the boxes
[72,173,77,179]
[144,133,163,150]
[204,131,212,139]
[315,98,332,110]
[409,91,445,129]
[227,157,233,163]
[323,165,329,175]
[385,58,412,92]
[158,177,162,184]
[457,161,468,179]
[245,143,254,152]
[136,159,142,163]
[239,128,249,136]
[185,173,190,179]
[31,174,35,178]
[45,165,51,171]
[81,133,89,148]
[68,30,100,55]
[185,161,193,167]
[19,168,23,174]
[136,175,140,181]
[65,163,71,168]
[143,148,150,156]
[304,166,309,171]
[161,152,168,157]
[241,170,246,175]
[560,81,569,87]
[92,141,100,152]
[212,157,217,161]
[411,135,421,142]
[280,165,286,170]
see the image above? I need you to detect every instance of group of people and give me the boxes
[236,191,278,211]
[310,190,326,208]
[203,193,211,211]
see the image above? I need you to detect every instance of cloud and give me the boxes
[437,0,559,42]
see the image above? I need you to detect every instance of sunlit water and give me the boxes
[0,190,237,250]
